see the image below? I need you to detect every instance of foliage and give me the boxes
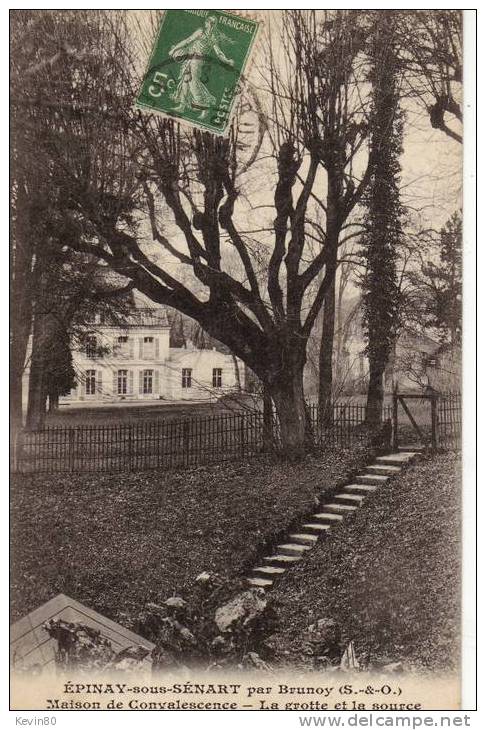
[359,14,403,419]
[418,212,462,346]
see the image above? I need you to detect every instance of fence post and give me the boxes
[68,428,75,472]
[431,394,438,451]
[128,425,134,471]
[392,389,399,451]
[183,420,190,465]
[11,428,22,472]
[240,415,246,456]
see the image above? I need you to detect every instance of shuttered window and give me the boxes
[182,368,192,388]
[115,335,131,358]
[212,368,222,387]
[141,336,157,360]
[143,369,153,394]
[117,370,128,395]
[85,370,96,395]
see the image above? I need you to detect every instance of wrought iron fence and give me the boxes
[436,392,462,450]
[11,396,459,475]
[11,402,393,475]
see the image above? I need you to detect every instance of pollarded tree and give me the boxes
[260,10,376,423]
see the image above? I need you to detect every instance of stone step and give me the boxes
[355,473,389,485]
[301,522,333,535]
[399,445,424,453]
[334,492,365,505]
[247,577,273,589]
[366,464,401,476]
[263,554,302,567]
[312,512,344,524]
[277,542,313,556]
[343,483,378,494]
[289,532,319,545]
[376,453,417,467]
[321,502,358,513]
[252,565,286,580]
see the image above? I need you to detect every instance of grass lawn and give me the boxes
[269,453,462,672]
[10,448,369,625]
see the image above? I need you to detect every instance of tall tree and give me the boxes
[403,212,462,348]
[270,10,374,423]
[11,10,138,431]
[360,14,403,425]
[18,10,378,457]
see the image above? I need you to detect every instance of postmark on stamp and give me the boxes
[135,9,261,136]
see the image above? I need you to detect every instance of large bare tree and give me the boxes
[13,10,380,457]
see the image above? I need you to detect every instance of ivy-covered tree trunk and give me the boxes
[361,15,403,427]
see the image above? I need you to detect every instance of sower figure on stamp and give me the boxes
[169,15,235,119]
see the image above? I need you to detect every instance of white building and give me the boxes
[58,306,244,405]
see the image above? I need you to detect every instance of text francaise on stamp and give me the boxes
[135,9,260,135]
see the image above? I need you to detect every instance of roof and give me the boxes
[123,308,170,328]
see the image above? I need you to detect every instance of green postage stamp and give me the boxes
[136,9,260,135]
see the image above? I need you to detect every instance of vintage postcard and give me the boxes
[9,6,475,719]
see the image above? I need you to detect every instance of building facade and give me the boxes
[57,307,244,405]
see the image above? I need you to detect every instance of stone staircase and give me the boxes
[247,450,421,589]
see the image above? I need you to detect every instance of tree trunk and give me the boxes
[318,274,336,425]
[48,393,59,413]
[231,353,242,392]
[10,324,30,436]
[9,180,37,437]
[366,356,384,427]
[270,366,309,460]
[25,311,49,431]
[318,214,339,426]
[262,387,273,452]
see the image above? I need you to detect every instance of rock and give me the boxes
[302,618,342,661]
[241,651,272,671]
[164,596,188,611]
[151,644,186,671]
[214,588,268,633]
[381,661,404,674]
[210,634,235,656]
[195,571,212,584]
[145,602,166,615]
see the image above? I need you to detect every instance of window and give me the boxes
[212,368,222,388]
[117,369,128,395]
[142,336,155,359]
[143,369,153,395]
[182,368,192,388]
[86,336,97,359]
[85,370,96,395]
[115,335,130,358]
